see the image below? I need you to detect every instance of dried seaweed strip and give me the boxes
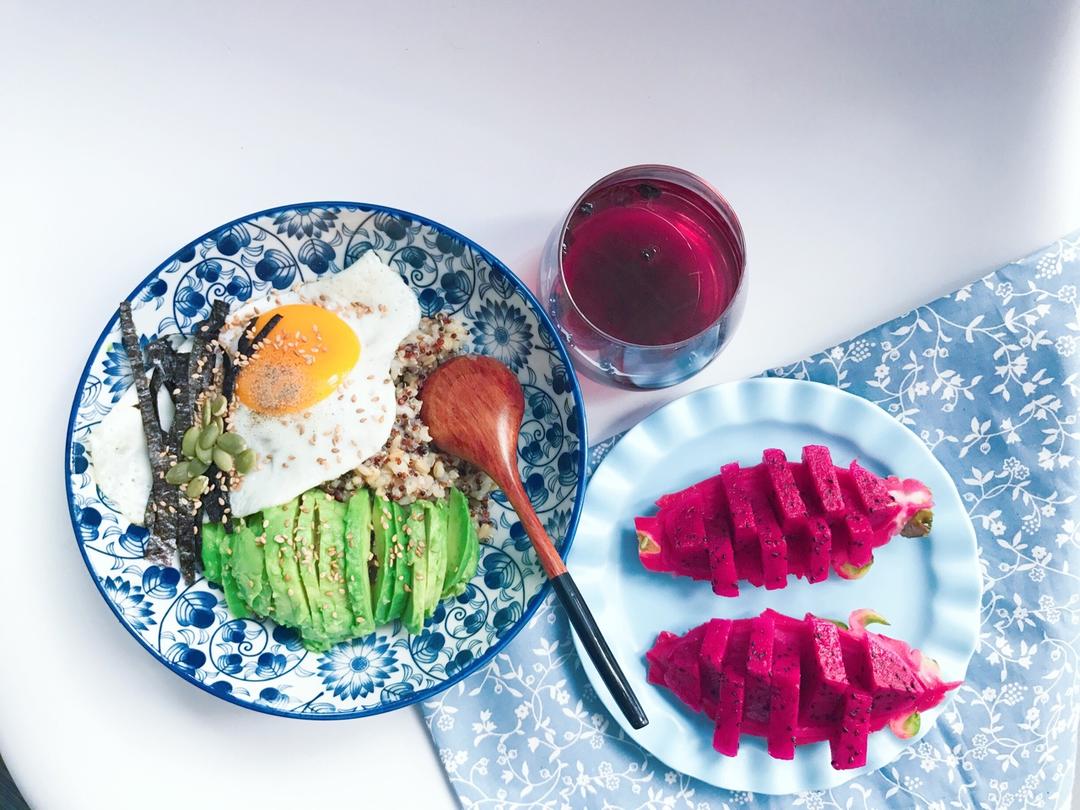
[147,338,186,396]
[224,313,283,398]
[246,313,282,354]
[175,300,230,582]
[221,352,236,401]
[119,302,175,565]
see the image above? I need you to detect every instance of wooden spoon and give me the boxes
[421,355,648,729]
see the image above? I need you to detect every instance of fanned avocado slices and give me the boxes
[232,517,272,617]
[424,499,449,618]
[218,528,252,620]
[371,495,399,625]
[314,492,354,642]
[442,488,479,598]
[401,502,429,635]
[262,498,309,631]
[343,490,376,637]
[209,486,483,647]
[386,501,414,623]
[201,521,225,584]
[295,491,330,649]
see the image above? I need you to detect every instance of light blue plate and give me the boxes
[65,202,587,719]
[571,378,980,794]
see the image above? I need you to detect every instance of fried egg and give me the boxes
[88,251,420,524]
[223,251,419,516]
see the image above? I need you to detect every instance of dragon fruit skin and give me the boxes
[636,446,935,592]
[847,609,962,725]
[645,609,961,770]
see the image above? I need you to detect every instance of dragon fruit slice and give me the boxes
[767,625,802,760]
[802,444,847,519]
[743,613,775,726]
[831,689,873,769]
[801,616,850,734]
[749,472,789,590]
[635,445,934,592]
[695,475,739,596]
[699,619,733,718]
[721,463,764,587]
[645,608,961,770]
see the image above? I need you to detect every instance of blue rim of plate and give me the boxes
[64,200,589,720]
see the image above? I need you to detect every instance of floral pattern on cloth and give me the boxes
[423,232,1080,809]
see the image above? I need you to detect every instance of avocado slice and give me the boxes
[401,502,429,635]
[261,498,308,630]
[386,501,414,623]
[201,521,225,584]
[294,491,329,648]
[343,490,376,637]
[371,495,399,625]
[313,492,354,642]
[458,516,480,594]
[232,516,272,617]
[442,488,478,598]
[218,528,252,619]
[423,499,449,618]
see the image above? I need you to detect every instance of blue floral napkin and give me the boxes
[423,232,1080,809]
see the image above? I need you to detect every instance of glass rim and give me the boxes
[554,163,748,350]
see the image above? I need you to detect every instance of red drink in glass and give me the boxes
[541,166,746,388]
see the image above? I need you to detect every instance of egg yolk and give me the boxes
[235,303,360,415]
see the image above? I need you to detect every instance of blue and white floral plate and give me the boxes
[65,202,587,719]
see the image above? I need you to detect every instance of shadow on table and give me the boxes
[1,753,29,810]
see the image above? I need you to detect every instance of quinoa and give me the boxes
[324,313,496,539]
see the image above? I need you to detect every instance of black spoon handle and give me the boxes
[550,572,649,729]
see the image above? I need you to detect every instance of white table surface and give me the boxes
[3,2,1079,808]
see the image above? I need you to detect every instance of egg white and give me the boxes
[223,251,420,516]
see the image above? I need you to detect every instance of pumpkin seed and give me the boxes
[216,432,247,455]
[213,447,235,472]
[235,449,256,474]
[201,399,212,427]
[165,462,192,485]
[198,422,221,450]
[210,394,228,417]
[186,475,210,500]
[186,459,209,477]
[195,442,213,464]
[181,426,200,458]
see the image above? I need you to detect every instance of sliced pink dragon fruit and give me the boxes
[711,619,749,755]
[749,470,789,590]
[743,613,775,727]
[695,475,739,596]
[800,616,850,736]
[721,462,765,587]
[699,618,733,718]
[831,689,873,769]
[767,625,802,759]
[635,445,934,592]
[645,608,961,770]
[802,444,847,519]
[847,609,962,726]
